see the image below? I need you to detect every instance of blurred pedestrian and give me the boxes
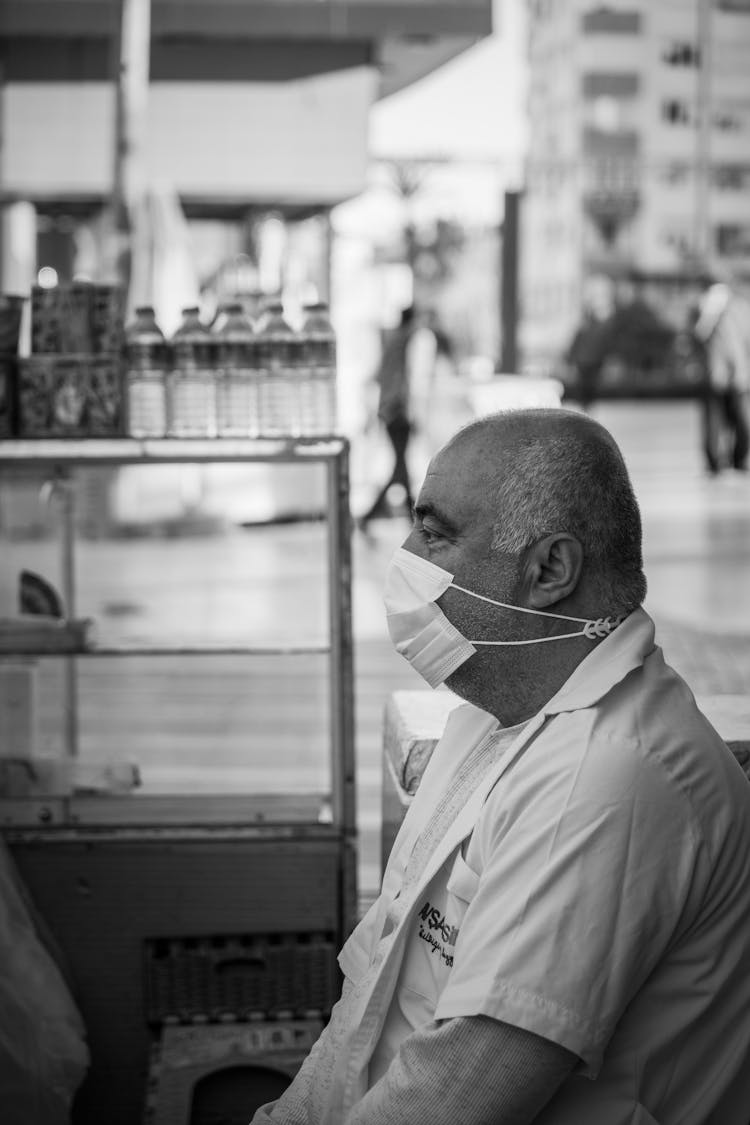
[359,306,419,527]
[594,285,675,393]
[564,306,606,407]
[694,281,750,474]
[683,303,718,474]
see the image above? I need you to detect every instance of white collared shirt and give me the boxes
[325,609,750,1123]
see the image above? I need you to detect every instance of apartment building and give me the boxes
[521,0,750,368]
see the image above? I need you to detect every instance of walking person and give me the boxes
[251,408,750,1125]
[564,305,606,407]
[694,281,750,474]
[359,306,419,527]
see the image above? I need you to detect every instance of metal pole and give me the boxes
[500,190,521,374]
[55,472,78,760]
[694,0,712,272]
[326,442,358,936]
[0,62,4,292]
[112,0,152,295]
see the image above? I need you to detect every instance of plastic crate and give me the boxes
[17,354,125,437]
[144,932,338,1024]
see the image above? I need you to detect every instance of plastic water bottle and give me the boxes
[299,302,337,436]
[169,307,217,437]
[214,303,258,437]
[123,306,169,437]
[256,302,295,437]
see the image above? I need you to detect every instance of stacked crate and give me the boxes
[0,294,24,437]
[18,283,125,437]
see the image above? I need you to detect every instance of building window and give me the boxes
[712,164,750,190]
[660,225,693,259]
[582,8,641,34]
[583,127,639,155]
[661,99,692,125]
[583,72,640,98]
[717,224,750,256]
[713,109,744,132]
[585,156,640,192]
[661,40,701,66]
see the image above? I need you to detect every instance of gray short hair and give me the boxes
[461,411,647,617]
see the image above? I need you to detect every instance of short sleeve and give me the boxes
[433,727,700,1075]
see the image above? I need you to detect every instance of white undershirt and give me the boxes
[369,719,530,1084]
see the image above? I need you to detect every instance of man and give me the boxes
[694,281,750,474]
[564,305,606,407]
[360,306,419,526]
[253,408,750,1124]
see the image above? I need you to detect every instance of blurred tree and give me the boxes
[384,161,466,296]
[385,159,431,276]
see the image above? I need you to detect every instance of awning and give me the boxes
[2,67,377,210]
[0,0,493,98]
[0,0,492,211]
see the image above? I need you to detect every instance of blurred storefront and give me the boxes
[1,0,490,309]
[0,0,493,527]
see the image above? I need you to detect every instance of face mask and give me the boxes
[383,547,623,689]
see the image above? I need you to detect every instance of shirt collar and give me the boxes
[543,606,656,715]
[440,607,656,736]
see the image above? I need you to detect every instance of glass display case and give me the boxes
[0,436,356,1124]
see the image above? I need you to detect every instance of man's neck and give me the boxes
[447,637,604,727]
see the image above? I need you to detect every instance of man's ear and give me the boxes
[523,533,584,609]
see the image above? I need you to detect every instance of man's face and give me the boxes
[400,434,525,650]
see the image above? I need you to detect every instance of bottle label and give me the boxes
[218,340,256,368]
[126,341,169,370]
[259,337,296,371]
[175,341,216,369]
[300,336,335,369]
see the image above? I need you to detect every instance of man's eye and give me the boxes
[421,525,442,543]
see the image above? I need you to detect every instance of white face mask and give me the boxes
[383,547,623,689]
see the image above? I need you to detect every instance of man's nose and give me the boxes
[399,533,423,559]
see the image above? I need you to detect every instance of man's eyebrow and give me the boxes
[413,501,458,533]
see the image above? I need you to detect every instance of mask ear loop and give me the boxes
[449,583,624,644]
[472,630,603,646]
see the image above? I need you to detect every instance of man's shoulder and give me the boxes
[567,655,750,823]
[505,658,727,799]
[477,668,742,856]
[590,653,733,766]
